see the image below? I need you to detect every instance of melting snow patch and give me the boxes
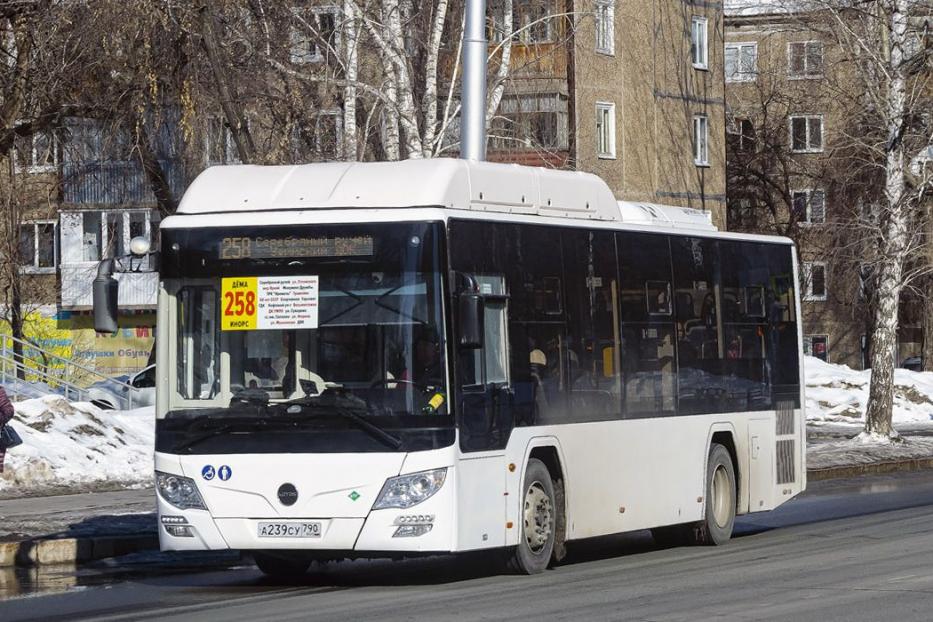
[805,356,933,425]
[0,395,154,494]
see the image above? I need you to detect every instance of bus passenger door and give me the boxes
[457,275,514,452]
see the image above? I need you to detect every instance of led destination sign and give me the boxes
[220,235,374,260]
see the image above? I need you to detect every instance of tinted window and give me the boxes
[617,233,677,417]
[671,237,723,415]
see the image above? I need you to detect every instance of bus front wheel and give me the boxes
[695,443,736,545]
[508,458,558,574]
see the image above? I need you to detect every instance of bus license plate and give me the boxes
[257,522,322,538]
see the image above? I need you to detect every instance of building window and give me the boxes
[788,41,823,78]
[727,117,756,152]
[513,0,554,44]
[489,93,568,151]
[802,261,827,301]
[206,117,246,165]
[290,7,339,64]
[691,16,708,69]
[595,0,614,55]
[18,221,56,273]
[13,130,60,173]
[693,115,709,166]
[78,210,156,267]
[790,115,823,153]
[803,335,829,361]
[596,102,616,159]
[792,189,825,224]
[725,42,757,82]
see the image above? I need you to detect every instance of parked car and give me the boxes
[901,356,924,372]
[86,365,156,410]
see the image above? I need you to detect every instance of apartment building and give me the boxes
[723,1,932,369]
[486,0,727,226]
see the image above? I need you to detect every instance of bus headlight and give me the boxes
[373,468,447,509]
[156,471,207,510]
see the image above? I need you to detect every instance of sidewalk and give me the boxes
[0,489,156,567]
[4,425,933,567]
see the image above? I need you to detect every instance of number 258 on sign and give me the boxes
[221,277,258,330]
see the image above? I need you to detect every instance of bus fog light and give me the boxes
[394,514,435,526]
[164,524,195,538]
[393,524,433,538]
[374,468,447,509]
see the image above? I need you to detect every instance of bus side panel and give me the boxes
[455,454,507,551]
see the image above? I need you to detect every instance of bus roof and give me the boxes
[177,158,716,232]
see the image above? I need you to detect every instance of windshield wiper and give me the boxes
[281,392,403,450]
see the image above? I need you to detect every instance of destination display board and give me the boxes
[221,276,319,331]
[219,235,374,260]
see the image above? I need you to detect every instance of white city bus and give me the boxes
[99,158,805,576]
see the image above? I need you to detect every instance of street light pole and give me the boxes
[460,0,487,161]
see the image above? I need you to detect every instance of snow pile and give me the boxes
[0,395,154,494]
[804,356,933,425]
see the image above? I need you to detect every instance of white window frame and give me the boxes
[77,209,156,269]
[787,40,824,79]
[693,114,709,166]
[595,0,614,55]
[727,116,756,152]
[725,42,757,82]
[789,114,824,153]
[792,188,826,225]
[290,6,341,64]
[13,129,60,174]
[802,261,827,301]
[803,334,830,362]
[691,16,708,70]
[19,220,57,274]
[596,102,616,159]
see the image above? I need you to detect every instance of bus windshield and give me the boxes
[161,222,449,427]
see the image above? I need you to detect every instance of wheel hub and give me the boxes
[523,481,552,553]
[711,464,732,528]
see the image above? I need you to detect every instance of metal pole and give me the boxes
[461,0,487,161]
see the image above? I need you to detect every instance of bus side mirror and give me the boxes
[93,259,119,334]
[459,293,484,349]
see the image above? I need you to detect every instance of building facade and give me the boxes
[723,1,932,369]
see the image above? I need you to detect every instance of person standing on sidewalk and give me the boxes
[0,386,14,473]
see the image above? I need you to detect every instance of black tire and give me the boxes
[508,458,559,574]
[253,551,311,577]
[693,443,736,546]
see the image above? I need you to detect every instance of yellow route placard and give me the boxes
[221,277,258,330]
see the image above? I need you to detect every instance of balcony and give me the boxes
[62,160,184,206]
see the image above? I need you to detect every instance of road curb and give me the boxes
[807,457,933,481]
[0,534,158,568]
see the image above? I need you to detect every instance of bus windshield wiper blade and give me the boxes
[281,397,403,450]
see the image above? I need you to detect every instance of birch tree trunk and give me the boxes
[421,0,450,156]
[343,0,360,161]
[863,0,910,440]
[486,0,513,128]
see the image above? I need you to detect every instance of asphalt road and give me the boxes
[5,471,933,622]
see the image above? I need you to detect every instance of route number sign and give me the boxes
[221,276,319,331]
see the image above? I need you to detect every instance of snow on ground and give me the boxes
[804,355,933,425]
[0,395,154,495]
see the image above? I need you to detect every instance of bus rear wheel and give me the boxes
[254,551,311,577]
[694,443,736,546]
[508,458,558,574]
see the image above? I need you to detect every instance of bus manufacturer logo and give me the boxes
[277,483,299,506]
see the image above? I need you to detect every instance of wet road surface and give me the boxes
[4,471,933,621]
